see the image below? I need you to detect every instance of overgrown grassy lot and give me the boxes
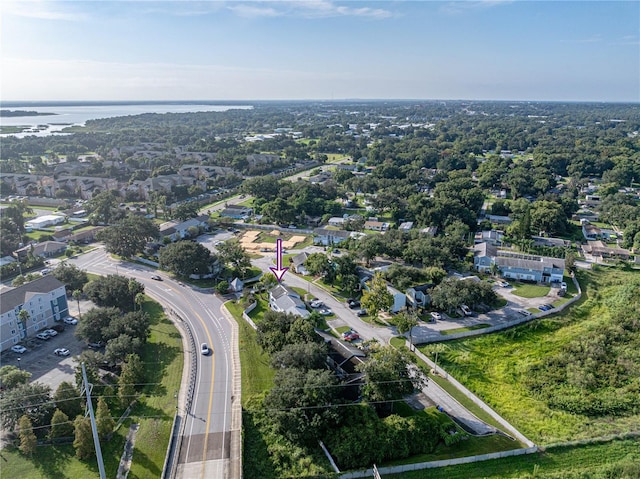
[511,282,550,298]
[386,438,640,479]
[420,268,640,445]
[1,297,183,479]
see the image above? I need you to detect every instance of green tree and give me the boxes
[54,381,83,420]
[357,346,422,415]
[216,281,229,294]
[361,273,393,318]
[96,396,115,440]
[174,202,200,221]
[159,240,220,277]
[263,368,342,445]
[72,289,83,319]
[84,275,144,312]
[0,382,53,431]
[18,415,37,455]
[216,239,251,278]
[97,216,159,258]
[75,307,120,344]
[73,416,95,459]
[86,190,121,225]
[49,409,73,440]
[52,263,89,293]
[270,342,328,371]
[18,308,30,333]
[119,354,143,407]
[104,334,142,363]
[0,365,31,390]
[395,312,418,350]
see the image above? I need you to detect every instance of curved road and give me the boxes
[73,248,239,478]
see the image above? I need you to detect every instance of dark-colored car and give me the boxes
[151,275,162,281]
[347,299,361,309]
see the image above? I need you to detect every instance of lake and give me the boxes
[0,103,252,137]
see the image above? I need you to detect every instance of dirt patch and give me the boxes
[239,230,307,252]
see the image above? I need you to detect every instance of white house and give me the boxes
[25,214,66,230]
[268,285,310,318]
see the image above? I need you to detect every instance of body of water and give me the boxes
[0,103,252,137]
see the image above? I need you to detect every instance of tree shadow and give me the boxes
[140,341,179,398]
[242,410,278,479]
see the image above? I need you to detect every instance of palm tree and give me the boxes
[18,309,31,338]
[72,290,83,319]
[489,262,501,278]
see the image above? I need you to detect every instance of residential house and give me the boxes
[327,217,347,228]
[387,285,407,313]
[531,236,570,248]
[268,284,310,318]
[420,226,438,237]
[364,220,389,232]
[313,227,350,246]
[52,229,73,242]
[0,276,69,351]
[398,222,414,231]
[473,242,565,283]
[406,284,433,309]
[247,153,280,166]
[291,252,310,275]
[160,215,210,241]
[14,241,67,259]
[474,230,504,245]
[229,278,244,293]
[485,215,513,225]
[220,205,253,220]
[583,241,632,261]
[66,226,103,244]
[582,222,602,240]
[316,330,365,400]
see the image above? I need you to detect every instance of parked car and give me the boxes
[201,343,210,355]
[460,304,474,316]
[11,345,27,354]
[430,311,443,321]
[51,324,66,333]
[347,299,361,309]
[36,332,50,340]
[497,280,510,288]
[151,275,163,281]
[310,299,323,308]
[343,332,360,342]
[64,317,78,325]
[518,310,532,317]
[318,308,333,316]
[88,341,105,349]
[54,348,70,356]
[44,329,58,337]
[356,309,367,317]
[560,281,567,290]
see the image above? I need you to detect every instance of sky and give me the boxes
[1,0,639,102]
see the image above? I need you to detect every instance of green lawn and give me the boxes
[511,283,550,298]
[440,324,491,335]
[0,297,183,479]
[386,439,640,479]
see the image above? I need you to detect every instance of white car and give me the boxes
[36,332,50,340]
[11,345,27,354]
[318,308,333,316]
[431,312,443,321]
[497,280,510,288]
[201,343,210,355]
[64,317,78,325]
[54,348,70,356]
[560,282,567,290]
[310,299,323,308]
[44,329,58,337]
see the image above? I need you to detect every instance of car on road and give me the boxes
[310,299,323,308]
[36,332,50,340]
[201,343,210,355]
[11,345,27,354]
[431,311,443,321]
[64,317,78,325]
[54,348,70,356]
[151,275,163,281]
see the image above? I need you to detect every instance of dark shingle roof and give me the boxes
[0,275,65,314]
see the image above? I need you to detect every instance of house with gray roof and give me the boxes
[473,242,565,283]
[0,276,69,351]
[313,227,351,246]
[268,284,310,318]
[14,241,67,259]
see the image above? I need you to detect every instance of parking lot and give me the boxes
[1,297,95,392]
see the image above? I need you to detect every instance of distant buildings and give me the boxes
[473,242,565,283]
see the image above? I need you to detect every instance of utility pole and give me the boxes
[81,363,106,479]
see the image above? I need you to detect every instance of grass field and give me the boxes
[511,283,550,298]
[420,268,640,445]
[0,297,183,479]
[386,438,640,479]
[440,324,490,335]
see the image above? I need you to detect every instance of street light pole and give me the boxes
[17,358,21,370]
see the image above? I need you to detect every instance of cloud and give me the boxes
[2,0,88,21]
[226,0,394,19]
[440,0,513,15]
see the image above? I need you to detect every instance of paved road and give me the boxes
[73,249,237,478]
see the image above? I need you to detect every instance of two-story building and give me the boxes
[0,276,69,351]
[268,284,310,318]
[473,242,565,283]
